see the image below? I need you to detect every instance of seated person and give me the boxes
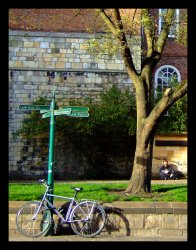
[159,159,181,180]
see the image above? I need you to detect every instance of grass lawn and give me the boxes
[9,182,187,202]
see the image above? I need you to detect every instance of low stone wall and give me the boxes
[9,201,187,239]
[102,202,187,238]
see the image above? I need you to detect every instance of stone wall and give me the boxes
[9,30,140,179]
[8,30,187,180]
[153,134,187,178]
[9,135,136,180]
[9,201,187,239]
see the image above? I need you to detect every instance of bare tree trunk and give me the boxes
[125,132,155,194]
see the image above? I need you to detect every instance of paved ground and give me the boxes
[9,179,187,185]
[9,232,187,242]
[58,179,187,185]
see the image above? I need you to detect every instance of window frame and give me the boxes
[154,65,181,97]
[158,9,180,38]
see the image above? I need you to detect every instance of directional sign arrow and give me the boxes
[61,106,89,112]
[19,105,50,110]
[67,112,89,117]
[42,112,51,119]
[54,108,71,116]
[42,108,72,119]
[40,110,50,114]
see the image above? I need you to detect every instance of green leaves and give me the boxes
[61,86,137,137]
[13,96,50,138]
[156,94,187,133]
[14,86,137,139]
[13,85,187,140]
[85,35,120,58]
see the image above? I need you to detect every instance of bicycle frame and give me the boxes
[35,182,97,224]
[16,180,106,238]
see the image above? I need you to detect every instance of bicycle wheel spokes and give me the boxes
[16,201,51,237]
[70,201,106,238]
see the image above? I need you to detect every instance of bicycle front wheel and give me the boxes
[70,201,106,238]
[16,201,51,237]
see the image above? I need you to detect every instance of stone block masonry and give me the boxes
[9,31,141,72]
[9,201,187,239]
[9,30,141,179]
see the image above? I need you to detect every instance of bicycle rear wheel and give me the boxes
[16,201,51,237]
[70,201,106,238]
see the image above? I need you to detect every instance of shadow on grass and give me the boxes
[110,185,187,194]
[153,185,187,193]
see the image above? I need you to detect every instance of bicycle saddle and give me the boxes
[71,187,83,192]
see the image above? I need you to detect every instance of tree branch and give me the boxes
[140,9,176,105]
[142,80,187,144]
[97,9,139,81]
[130,9,138,39]
[96,9,117,34]
[141,9,154,57]
[156,9,175,53]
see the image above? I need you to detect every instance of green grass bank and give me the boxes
[9,182,187,202]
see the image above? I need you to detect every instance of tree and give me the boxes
[95,9,187,194]
[10,9,187,193]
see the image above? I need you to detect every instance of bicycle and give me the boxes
[16,179,106,238]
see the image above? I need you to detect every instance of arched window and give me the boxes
[154,65,181,96]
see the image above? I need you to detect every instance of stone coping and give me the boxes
[9,30,140,40]
[104,202,187,214]
[9,67,128,74]
[9,201,187,215]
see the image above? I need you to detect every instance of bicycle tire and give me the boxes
[16,201,51,237]
[70,201,106,238]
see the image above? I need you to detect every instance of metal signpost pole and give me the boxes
[46,90,56,235]
[47,90,56,203]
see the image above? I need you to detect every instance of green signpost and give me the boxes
[42,108,72,119]
[68,112,89,117]
[19,90,89,235]
[61,106,89,112]
[19,104,50,110]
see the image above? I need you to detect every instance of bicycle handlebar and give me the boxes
[39,179,46,184]
[38,179,49,189]
[38,179,84,193]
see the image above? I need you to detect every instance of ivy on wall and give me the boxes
[13,85,187,140]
